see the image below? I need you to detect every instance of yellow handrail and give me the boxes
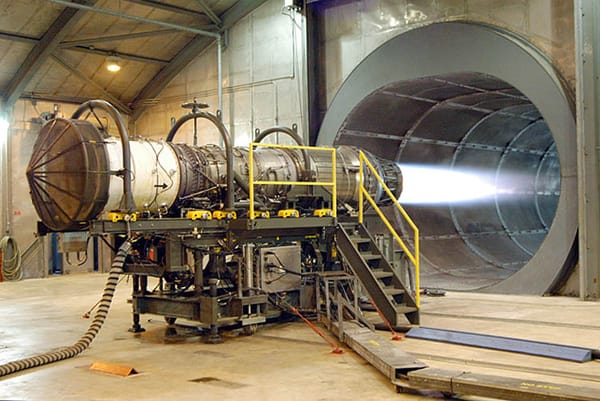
[358,151,420,307]
[248,143,337,219]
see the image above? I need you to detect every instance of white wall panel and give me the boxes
[136,0,305,147]
[317,0,574,108]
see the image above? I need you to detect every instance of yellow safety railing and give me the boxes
[358,151,420,307]
[248,143,337,219]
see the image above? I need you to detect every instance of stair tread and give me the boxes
[383,287,405,296]
[360,252,382,260]
[395,305,418,313]
[349,236,370,243]
[372,269,393,279]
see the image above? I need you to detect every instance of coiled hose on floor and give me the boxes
[0,236,22,281]
[0,240,131,378]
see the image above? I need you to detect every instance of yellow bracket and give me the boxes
[248,142,337,220]
[186,210,212,220]
[313,208,333,217]
[107,212,137,223]
[250,210,270,219]
[277,209,299,218]
[212,210,237,220]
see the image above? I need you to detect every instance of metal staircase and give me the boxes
[336,221,419,325]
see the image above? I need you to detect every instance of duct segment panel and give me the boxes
[337,73,561,290]
[317,22,577,293]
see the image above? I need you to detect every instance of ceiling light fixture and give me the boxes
[105,55,122,72]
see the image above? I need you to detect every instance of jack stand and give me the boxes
[206,325,223,344]
[128,313,145,333]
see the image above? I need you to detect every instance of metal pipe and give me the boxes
[0,114,8,235]
[49,0,220,39]
[166,111,234,209]
[59,29,178,48]
[244,243,254,292]
[71,100,135,212]
[217,36,223,116]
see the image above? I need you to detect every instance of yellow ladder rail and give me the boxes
[358,151,420,307]
[248,142,337,220]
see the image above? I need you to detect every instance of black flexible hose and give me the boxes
[0,241,131,378]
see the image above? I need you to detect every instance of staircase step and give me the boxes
[360,252,382,261]
[340,222,357,230]
[383,287,405,296]
[349,235,370,244]
[395,305,418,314]
[372,269,393,279]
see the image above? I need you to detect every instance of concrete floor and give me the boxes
[2,274,600,400]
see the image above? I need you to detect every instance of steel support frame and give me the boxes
[129,0,268,124]
[59,29,179,48]
[65,45,169,65]
[3,1,97,109]
[51,54,132,115]
[575,0,600,299]
[125,0,210,19]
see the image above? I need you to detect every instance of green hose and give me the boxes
[0,240,131,378]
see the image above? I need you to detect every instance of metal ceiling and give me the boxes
[0,0,266,120]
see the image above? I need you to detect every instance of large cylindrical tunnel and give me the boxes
[317,22,577,294]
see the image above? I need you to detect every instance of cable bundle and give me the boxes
[0,236,22,281]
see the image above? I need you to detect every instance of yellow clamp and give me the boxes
[250,210,270,219]
[313,208,332,217]
[108,212,137,223]
[212,210,237,220]
[186,210,212,221]
[277,209,299,218]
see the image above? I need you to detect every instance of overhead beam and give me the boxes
[130,0,269,122]
[51,54,132,115]
[59,29,180,47]
[49,0,219,38]
[0,30,38,44]
[194,0,222,26]
[125,0,210,19]
[3,1,97,109]
[65,45,169,64]
[20,92,93,105]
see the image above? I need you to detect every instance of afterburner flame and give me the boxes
[398,164,498,205]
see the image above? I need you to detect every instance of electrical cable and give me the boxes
[0,240,131,378]
[0,236,22,281]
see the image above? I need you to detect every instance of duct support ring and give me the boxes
[317,22,577,294]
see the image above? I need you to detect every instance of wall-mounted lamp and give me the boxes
[105,55,122,72]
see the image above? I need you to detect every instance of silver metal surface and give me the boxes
[575,0,600,300]
[317,22,577,294]
[27,116,403,229]
[259,245,301,293]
